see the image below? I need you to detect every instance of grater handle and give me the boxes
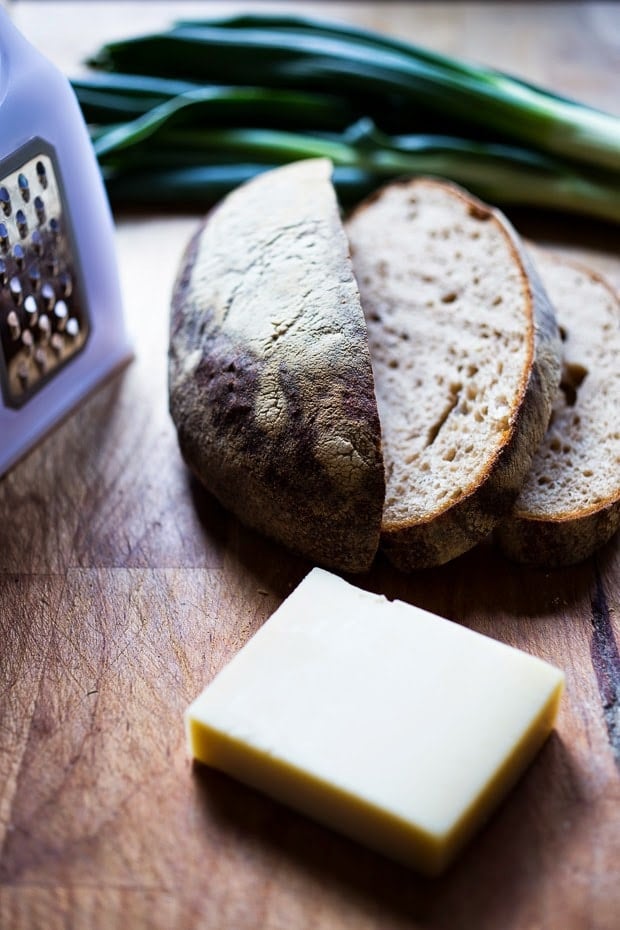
[0,8,44,105]
[0,10,73,164]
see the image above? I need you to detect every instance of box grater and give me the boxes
[0,10,132,475]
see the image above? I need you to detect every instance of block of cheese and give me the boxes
[186,569,564,875]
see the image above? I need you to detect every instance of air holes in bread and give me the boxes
[560,361,588,407]
[467,203,492,221]
[427,388,461,447]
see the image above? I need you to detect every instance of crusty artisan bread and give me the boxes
[169,159,385,572]
[345,178,561,570]
[496,252,620,567]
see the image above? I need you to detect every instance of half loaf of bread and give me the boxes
[496,252,620,567]
[170,162,562,573]
[346,178,561,570]
[169,159,385,573]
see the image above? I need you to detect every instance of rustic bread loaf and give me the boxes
[169,159,385,573]
[345,178,561,570]
[496,252,620,567]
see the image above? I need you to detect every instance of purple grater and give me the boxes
[0,9,132,475]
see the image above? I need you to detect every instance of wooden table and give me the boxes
[1,3,619,928]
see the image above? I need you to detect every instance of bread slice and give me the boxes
[168,159,385,573]
[496,252,620,567]
[345,178,561,570]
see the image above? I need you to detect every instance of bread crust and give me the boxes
[168,160,385,572]
[496,506,620,568]
[347,178,561,570]
[497,254,620,567]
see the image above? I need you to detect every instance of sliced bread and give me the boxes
[169,159,385,573]
[496,252,620,567]
[345,178,561,570]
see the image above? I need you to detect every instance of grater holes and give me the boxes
[28,264,41,291]
[40,282,55,310]
[36,161,48,189]
[0,150,89,405]
[58,271,72,298]
[18,174,30,202]
[21,329,33,353]
[34,346,47,373]
[38,314,51,343]
[24,295,38,326]
[31,228,43,254]
[15,210,28,238]
[53,300,68,330]
[34,196,45,223]
[9,277,22,304]
[12,243,25,268]
[50,332,64,356]
[7,310,20,340]
[0,187,10,216]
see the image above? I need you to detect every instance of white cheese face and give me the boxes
[186,568,564,875]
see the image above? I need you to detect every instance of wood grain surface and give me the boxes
[1,3,619,929]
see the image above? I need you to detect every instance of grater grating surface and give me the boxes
[1,146,89,407]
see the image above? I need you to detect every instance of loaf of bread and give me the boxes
[496,252,620,566]
[345,178,561,569]
[169,161,564,572]
[169,159,385,573]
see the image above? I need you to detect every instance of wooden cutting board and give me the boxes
[1,3,619,929]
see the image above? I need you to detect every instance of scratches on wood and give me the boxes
[590,568,620,771]
[0,576,65,860]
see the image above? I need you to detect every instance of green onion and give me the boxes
[88,15,620,175]
[72,72,202,122]
[91,85,356,158]
[78,13,620,221]
[96,117,620,223]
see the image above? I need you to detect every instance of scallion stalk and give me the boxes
[78,13,620,221]
[91,85,356,159]
[96,117,620,223]
[88,16,620,175]
[72,72,202,121]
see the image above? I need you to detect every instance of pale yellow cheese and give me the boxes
[186,568,564,875]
